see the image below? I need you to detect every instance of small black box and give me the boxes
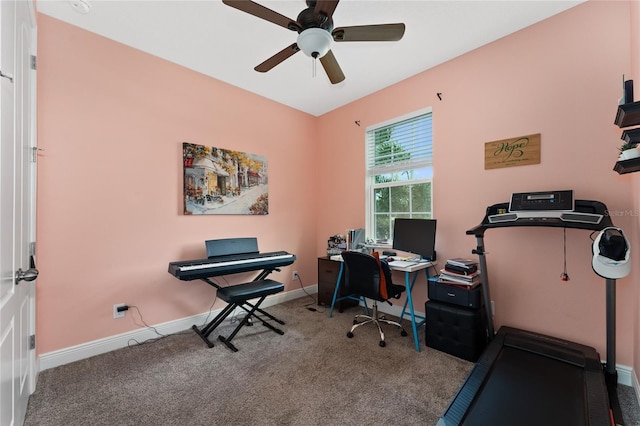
[428,278,482,309]
[425,300,488,362]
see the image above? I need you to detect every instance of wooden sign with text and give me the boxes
[484,133,541,170]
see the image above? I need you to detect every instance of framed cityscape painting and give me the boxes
[183,142,268,215]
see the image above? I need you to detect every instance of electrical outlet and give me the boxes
[292,270,299,281]
[113,303,126,319]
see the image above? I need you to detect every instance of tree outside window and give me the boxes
[366,110,432,242]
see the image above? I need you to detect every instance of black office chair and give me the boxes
[341,251,408,347]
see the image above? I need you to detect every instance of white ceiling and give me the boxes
[36,0,585,116]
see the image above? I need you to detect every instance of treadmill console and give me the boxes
[509,190,573,212]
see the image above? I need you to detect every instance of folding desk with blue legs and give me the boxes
[328,256,434,352]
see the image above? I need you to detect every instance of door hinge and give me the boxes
[31,146,44,163]
[30,55,36,70]
[29,335,35,350]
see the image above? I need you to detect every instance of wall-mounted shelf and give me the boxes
[615,101,640,127]
[621,127,640,143]
[614,157,640,174]
[613,81,640,173]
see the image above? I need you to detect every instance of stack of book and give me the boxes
[438,258,480,288]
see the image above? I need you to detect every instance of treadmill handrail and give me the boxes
[466,199,613,237]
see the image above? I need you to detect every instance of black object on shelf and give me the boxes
[614,100,640,127]
[614,157,640,174]
[624,79,634,104]
[621,127,640,143]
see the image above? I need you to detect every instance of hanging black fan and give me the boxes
[222,0,405,84]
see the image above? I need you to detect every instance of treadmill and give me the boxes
[438,195,622,426]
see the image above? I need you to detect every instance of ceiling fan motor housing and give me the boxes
[221,0,405,84]
[296,6,333,32]
[295,4,334,58]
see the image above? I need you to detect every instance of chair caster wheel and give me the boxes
[347,332,354,338]
[401,330,408,337]
[352,320,358,325]
[379,340,386,347]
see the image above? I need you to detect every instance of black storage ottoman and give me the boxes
[425,300,488,362]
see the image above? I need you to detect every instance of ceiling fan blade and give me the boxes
[314,0,339,20]
[254,43,300,73]
[332,23,406,42]
[222,0,301,31]
[319,50,345,84]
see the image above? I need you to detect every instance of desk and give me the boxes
[328,256,434,352]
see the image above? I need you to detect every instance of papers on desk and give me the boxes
[388,260,418,268]
[330,254,428,269]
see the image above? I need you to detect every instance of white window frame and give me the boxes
[365,107,433,243]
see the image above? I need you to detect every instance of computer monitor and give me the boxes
[392,218,437,261]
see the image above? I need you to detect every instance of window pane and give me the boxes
[374,167,432,183]
[390,185,410,212]
[367,110,433,240]
[374,187,389,213]
[411,182,431,213]
[374,214,391,242]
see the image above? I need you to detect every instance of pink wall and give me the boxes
[37,1,639,370]
[318,1,637,366]
[630,0,640,379]
[36,14,318,353]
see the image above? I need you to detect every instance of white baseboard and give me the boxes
[370,298,425,322]
[38,287,638,392]
[617,364,634,387]
[623,364,640,407]
[39,286,316,371]
[375,301,637,389]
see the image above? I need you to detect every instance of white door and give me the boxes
[1,1,38,425]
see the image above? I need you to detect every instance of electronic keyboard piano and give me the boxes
[168,251,295,280]
[167,237,296,351]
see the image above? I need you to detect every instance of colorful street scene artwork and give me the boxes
[183,142,268,215]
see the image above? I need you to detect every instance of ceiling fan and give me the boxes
[221,0,406,84]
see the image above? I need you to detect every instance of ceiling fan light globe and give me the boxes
[297,28,332,58]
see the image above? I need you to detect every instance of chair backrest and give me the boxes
[341,251,393,301]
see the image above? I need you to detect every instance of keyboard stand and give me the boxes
[192,276,285,351]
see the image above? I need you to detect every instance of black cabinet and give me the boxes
[317,257,358,311]
[425,278,488,361]
[425,300,488,362]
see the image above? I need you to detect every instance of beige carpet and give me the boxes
[24,298,474,426]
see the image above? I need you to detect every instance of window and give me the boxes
[365,109,433,242]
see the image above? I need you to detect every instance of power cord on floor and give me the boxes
[296,272,325,313]
[124,295,219,348]
[125,305,176,347]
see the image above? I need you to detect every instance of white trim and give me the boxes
[38,287,316,371]
[376,303,636,389]
[36,287,639,392]
[365,107,433,132]
[616,364,635,387]
[375,297,424,321]
[631,366,640,408]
